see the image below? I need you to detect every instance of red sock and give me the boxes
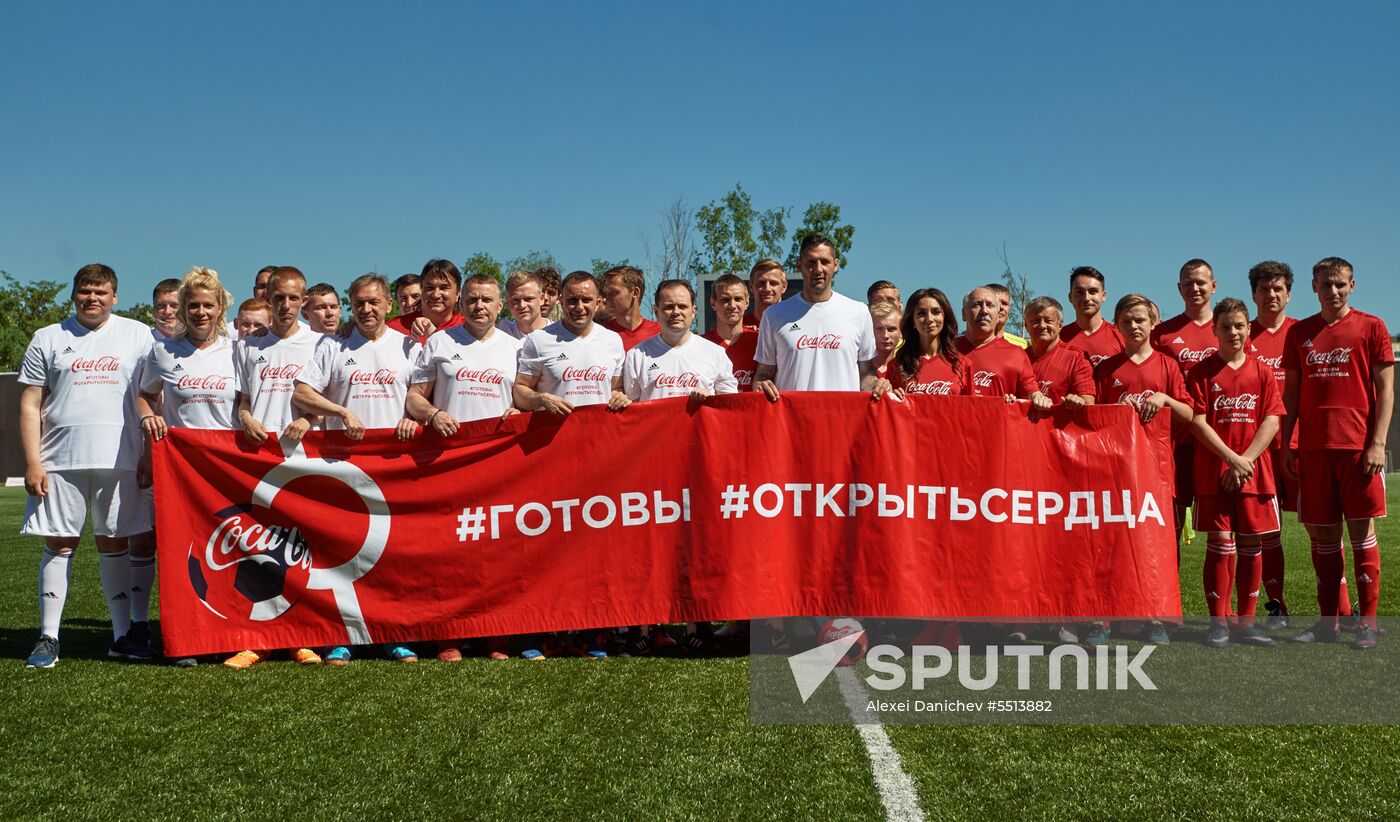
[1310,537,1344,627]
[1260,530,1285,606]
[1235,543,1263,623]
[1352,534,1380,628]
[1204,536,1235,619]
[1338,578,1353,616]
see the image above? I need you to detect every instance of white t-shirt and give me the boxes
[518,322,624,408]
[755,291,876,392]
[141,335,239,430]
[235,323,322,433]
[298,327,421,430]
[623,334,739,401]
[412,326,522,422]
[19,315,154,471]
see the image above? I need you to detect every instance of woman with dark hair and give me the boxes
[890,288,969,397]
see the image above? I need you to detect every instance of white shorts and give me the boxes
[21,469,151,538]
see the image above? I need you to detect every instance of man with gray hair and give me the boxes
[955,286,1050,408]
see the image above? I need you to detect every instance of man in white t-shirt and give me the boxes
[754,233,888,399]
[19,264,156,668]
[236,266,322,444]
[624,280,738,401]
[295,274,421,440]
[497,270,550,341]
[302,283,343,335]
[514,271,628,415]
[410,274,523,432]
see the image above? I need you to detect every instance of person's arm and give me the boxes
[753,362,779,403]
[1364,363,1394,475]
[136,389,167,442]
[860,357,892,399]
[1188,414,1253,488]
[512,373,572,415]
[408,380,459,436]
[1063,357,1096,408]
[236,392,269,444]
[607,376,630,412]
[293,382,365,439]
[1280,368,1300,480]
[20,386,47,497]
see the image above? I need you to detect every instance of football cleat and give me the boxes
[325,646,353,666]
[1205,622,1230,649]
[293,648,322,665]
[1352,626,1378,651]
[386,645,418,663]
[222,650,263,670]
[25,635,59,669]
[1263,599,1289,631]
[1233,625,1276,647]
[1290,622,1339,644]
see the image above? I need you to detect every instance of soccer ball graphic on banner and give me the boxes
[188,504,313,621]
[817,617,868,666]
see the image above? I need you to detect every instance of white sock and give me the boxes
[130,555,156,623]
[38,549,73,638]
[98,551,133,640]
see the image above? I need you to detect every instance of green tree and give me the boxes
[504,249,562,275]
[0,272,69,371]
[462,251,505,290]
[694,182,789,277]
[997,243,1033,337]
[590,258,632,277]
[786,202,855,270]
[116,302,154,326]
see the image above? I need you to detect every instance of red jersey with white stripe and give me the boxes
[890,354,970,396]
[954,336,1037,398]
[1059,320,1125,367]
[1283,309,1394,451]
[1029,343,1095,404]
[1094,349,1188,407]
[1186,354,1285,496]
[1249,316,1297,449]
[702,328,759,392]
[1151,313,1218,371]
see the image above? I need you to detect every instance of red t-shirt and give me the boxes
[1151,313,1218,372]
[954,336,1038,398]
[1283,309,1394,451]
[1059,320,1125,368]
[1249,316,1298,449]
[702,328,759,392]
[1094,349,1188,407]
[386,311,465,344]
[1029,343,1095,404]
[1186,354,1286,496]
[891,354,970,396]
[603,318,661,352]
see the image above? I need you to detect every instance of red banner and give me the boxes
[153,393,1180,656]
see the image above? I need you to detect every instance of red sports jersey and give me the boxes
[1186,354,1286,496]
[1249,316,1298,449]
[954,336,1038,398]
[891,353,970,396]
[1059,320,1124,367]
[1152,313,1218,371]
[702,328,759,392]
[1094,350,1188,407]
[1283,309,1394,451]
[386,311,465,344]
[603,318,662,352]
[1029,343,1095,404]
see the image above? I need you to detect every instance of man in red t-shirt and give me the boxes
[1282,257,1394,649]
[1186,298,1285,649]
[1060,266,1125,367]
[702,274,759,391]
[1151,258,1219,536]
[1024,296,1094,407]
[955,287,1050,407]
[600,265,661,351]
[386,258,466,343]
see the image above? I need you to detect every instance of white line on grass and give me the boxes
[835,667,926,822]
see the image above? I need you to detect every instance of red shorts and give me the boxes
[1174,443,1195,507]
[1297,449,1388,525]
[1270,447,1297,513]
[1196,493,1281,535]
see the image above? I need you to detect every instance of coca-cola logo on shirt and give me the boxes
[734,369,754,388]
[349,369,398,385]
[795,334,844,350]
[1087,353,1110,366]
[1253,354,1283,369]
[176,374,231,391]
[1177,348,1216,365]
[1039,380,1055,395]
[1306,347,1352,365]
[561,365,608,382]
[454,367,505,384]
[1213,393,1258,412]
[1119,389,1156,405]
[973,370,996,388]
[655,371,701,389]
[260,363,304,381]
[70,355,121,373]
[905,380,954,395]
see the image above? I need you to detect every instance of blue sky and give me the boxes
[2,2,1396,329]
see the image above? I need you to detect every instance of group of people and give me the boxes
[17,233,1393,669]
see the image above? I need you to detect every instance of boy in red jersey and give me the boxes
[1186,299,1284,649]
[1060,266,1124,367]
[955,287,1050,408]
[1024,296,1094,407]
[702,274,759,391]
[1282,258,1394,649]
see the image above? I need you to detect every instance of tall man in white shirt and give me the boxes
[20,264,156,667]
[753,234,888,399]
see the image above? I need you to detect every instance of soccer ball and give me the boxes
[818,617,869,667]
[188,504,312,622]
